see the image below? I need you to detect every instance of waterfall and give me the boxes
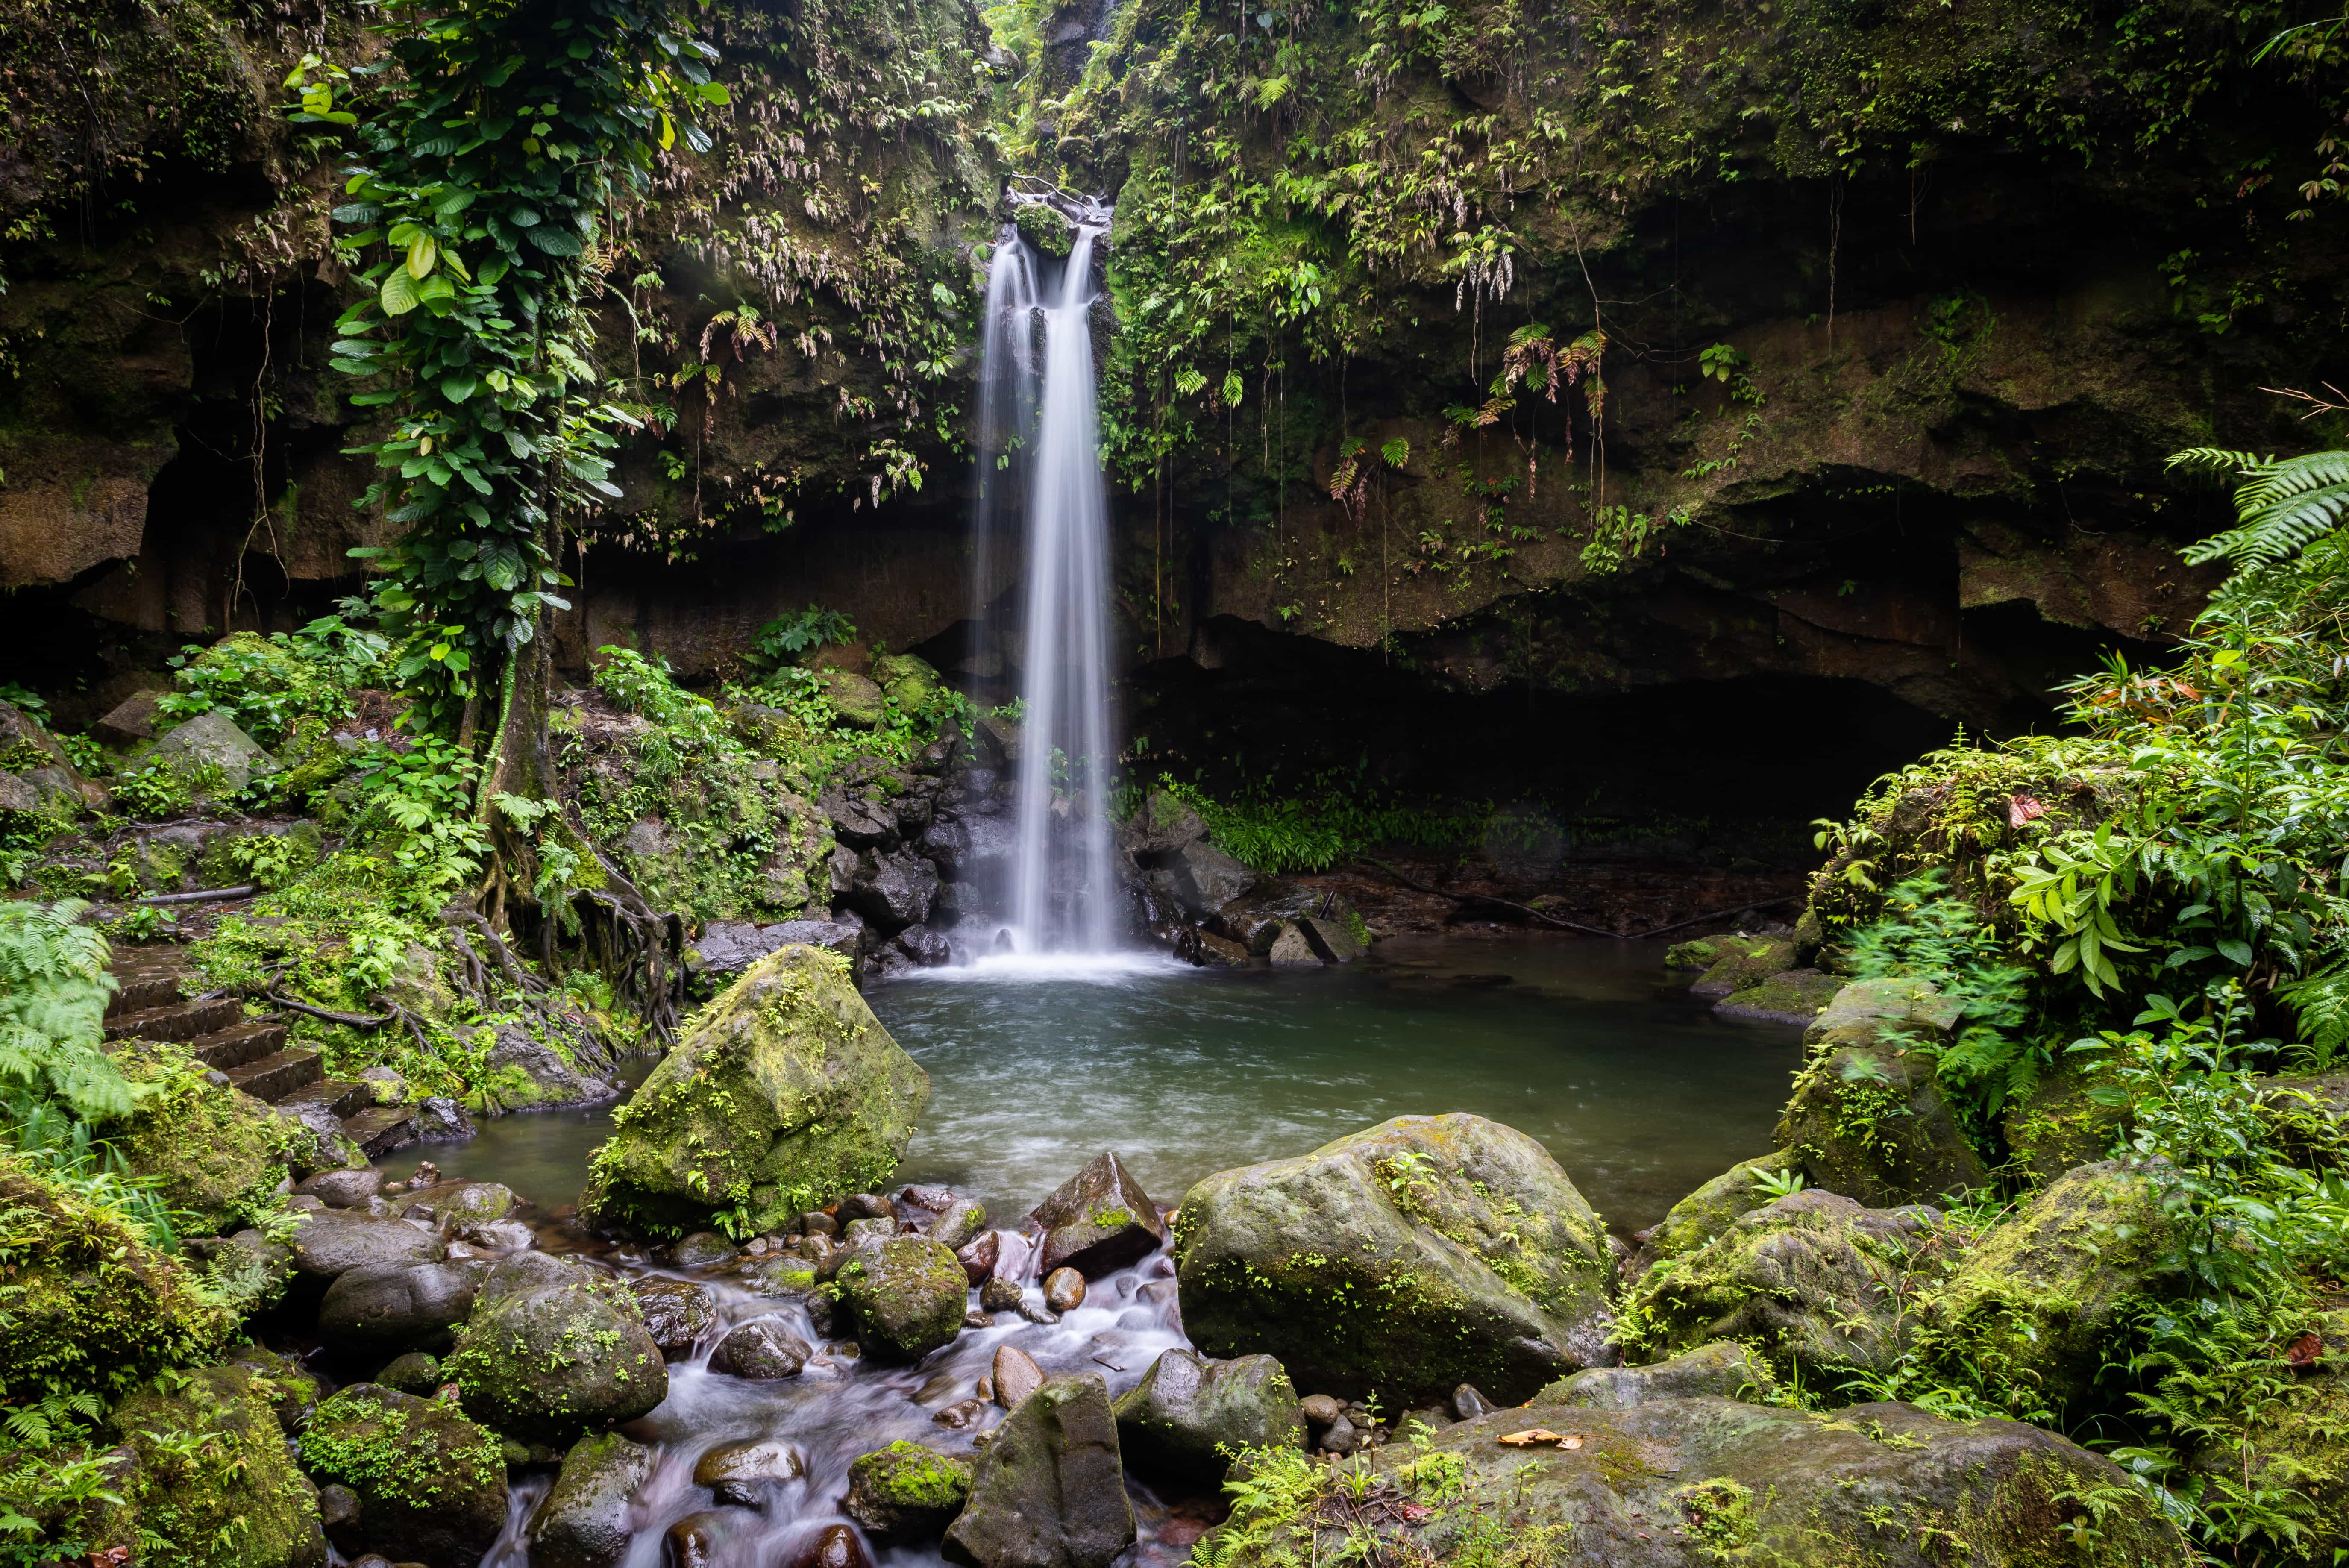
[969,227,1036,657]
[984,199,1119,954]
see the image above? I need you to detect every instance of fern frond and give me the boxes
[2166,447,2268,474]
[2171,446,2349,567]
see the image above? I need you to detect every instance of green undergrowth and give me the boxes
[1154,773,1493,873]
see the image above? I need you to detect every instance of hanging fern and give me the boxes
[2170,446,2349,567]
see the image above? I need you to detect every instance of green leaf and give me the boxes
[406,233,438,278]
[441,375,480,403]
[378,269,421,315]
[2217,938,2255,966]
[526,226,584,257]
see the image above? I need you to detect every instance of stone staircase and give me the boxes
[105,947,419,1156]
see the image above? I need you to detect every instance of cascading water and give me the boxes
[984,197,1120,954]
[968,227,1036,659]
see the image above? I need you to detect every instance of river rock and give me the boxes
[631,1277,719,1359]
[837,1237,967,1360]
[693,1438,805,1504]
[319,1260,485,1352]
[846,1439,975,1540]
[1776,978,1990,1205]
[151,709,276,794]
[840,1191,897,1221]
[581,945,930,1236]
[1111,1349,1306,1482]
[1616,1189,1947,1382]
[1029,1151,1166,1278]
[958,1229,1002,1283]
[666,1510,734,1568]
[528,1431,656,1568]
[288,1208,447,1278]
[1174,1112,1617,1405]
[978,1274,1023,1313]
[1298,1394,1341,1427]
[1919,1159,2176,1413]
[1537,1340,1772,1409]
[1195,1392,2192,1567]
[943,1374,1135,1568]
[114,1362,328,1568]
[793,1522,875,1568]
[376,1351,442,1395]
[299,1384,507,1568]
[297,1167,385,1208]
[1266,926,1321,966]
[994,1344,1045,1408]
[710,1316,813,1379]
[845,847,940,931]
[1043,1267,1087,1312]
[930,1197,990,1251]
[441,1254,667,1444]
[670,1231,739,1268]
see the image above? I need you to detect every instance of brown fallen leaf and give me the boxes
[2288,1331,2325,1370]
[2009,793,2047,829]
[1498,1429,1583,1448]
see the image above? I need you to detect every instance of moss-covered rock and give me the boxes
[1534,1340,1771,1410]
[1617,1189,1953,1383]
[297,1383,508,1568]
[581,944,930,1237]
[873,652,942,712]
[944,1374,1133,1568]
[528,1430,658,1568]
[1714,966,1842,1026]
[1195,1393,2192,1568]
[1919,1159,2177,1415]
[114,1363,327,1568]
[441,1254,668,1445]
[2000,1056,2124,1184]
[1173,1113,1617,1406]
[1111,1349,1306,1483]
[845,1439,973,1541]
[112,1049,300,1236]
[1688,935,1797,999]
[1628,1148,1802,1278]
[836,1236,967,1360]
[0,1156,229,1401]
[1776,978,1989,1206]
[817,668,888,728]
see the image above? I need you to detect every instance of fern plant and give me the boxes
[2169,446,2349,567]
[0,901,132,1124]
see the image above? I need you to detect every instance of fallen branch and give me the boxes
[136,885,258,906]
[1627,896,1799,940]
[265,992,393,1028]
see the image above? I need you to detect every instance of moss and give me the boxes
[300,1383,505,1515]
[112,1048,301,1236]
[0,1157,230,1402]
[851,1439,972,1509]
[1634,1148,1801,1273]
[113,1364,326,1568]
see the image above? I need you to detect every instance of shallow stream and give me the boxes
[373,936,1802,1568]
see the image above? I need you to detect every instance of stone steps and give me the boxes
[103,943,419,1157]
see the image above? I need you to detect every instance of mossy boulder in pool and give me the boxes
[1195,1390,2191,1568]
[1628,1148,1802,1279]
[1172,1112,1617,1406]
[1918,1159,2177,1415]
[944,1374,1134,1568]
[581,944,929,1237]
[1111,1349,1306,1483]
[1618,1189,1950,1382]
[837,1236,967,1360]
[298,1383,508,1568]
[441,1253,667,1444]
[846,1439,974,1541]
[0,1156,229,1402]
[528,1430,658,1568]
[114,1362,328,1568]
[1713,966,1841,1026]
[1776,978,1989,1206]
[1687,934,1796,998]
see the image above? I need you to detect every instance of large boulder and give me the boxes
[1028,1151,1166,1277]
[298,1384,508,1568]
[1110,1349,1306,1482]
[1195,1391,2192,1567]
[1628,1148,1803,1279]
[287,1208,448,1278]
[943,1375,1136,1568]
[845,1439,975,1541]
[1918,1159,2176,1415]
[0,1157,228,1402]
[1173,1113,1617,1405]
[836,1237,968,1360]
[318,1261,486,1354]
[465,1027,607,1114]
[113,1051,304,1236]
[581,945,930,1236]
[1617,1189,1950,1382]
[440,1254,667,1445]
[527,1430,658,1568]
[114,1363,328,1568]
[1776,978,1989,1206]
[151,709,276,794]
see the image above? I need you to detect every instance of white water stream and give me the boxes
[980,197,1120,954]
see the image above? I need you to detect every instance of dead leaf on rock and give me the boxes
[1499,1429,1582,1449]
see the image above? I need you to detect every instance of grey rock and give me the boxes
[930,1198,989,1252]
[319,1260,486,1351]
[414,1097,476,1141]
[670,1230,739,1268]
[709,1316,812,1380]
[631,1277,719,1360]
[151,709,276,793]
[288,1209,447,1278]
[1535,1341,1771,1410]
[894,924,952,966]
[846,847,940,931]
[528,1431,657,1568]
[1452,1384,1492,1420]
[978,1274,1023,1313]
[375,1351,442,1395]
[297,1167,383,1208]
[1318,1414,1359,1454]
[1299,1394,1341,1427]
[693,1439,804,1506]
[1028,1151,1166,1279]
[441,1256,667,1445]
[1112,1349,1307,1482]
[943,1375,1135,1568]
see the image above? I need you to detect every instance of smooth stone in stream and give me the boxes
[958,1229,1002,1284]
[692,1438,805,1504]
[790,1523,874,1568]
[669,1231,737,1268]
[978,1273,1021,1313]
[840,1192,897,1222]
[934,1398,988,1428]
[943,1374,1134,1568]
[288,1209,446,1278]
[1016,1297,1060,1327]
[836,1237,968,1360]
[630,1277,719,1360]
[530,1431,657,1568]
[931,1197,989,1251]
[298,1167,384,1208]
[709,1317,811,1380]
[903,1183,960,1211]
[847,1440,974,1541]
[994,1345,1045,1408]
[664,1511,730,1568]
[1044,1268,1087,1313]
[1110,1349,1307,1482]
[1027,1152,1166,1280]
[442,1256,667,1444]
[1299,1395,1341,1427]
[319,1260,485,1351]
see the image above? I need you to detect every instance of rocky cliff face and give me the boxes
[4,0,2342,817]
